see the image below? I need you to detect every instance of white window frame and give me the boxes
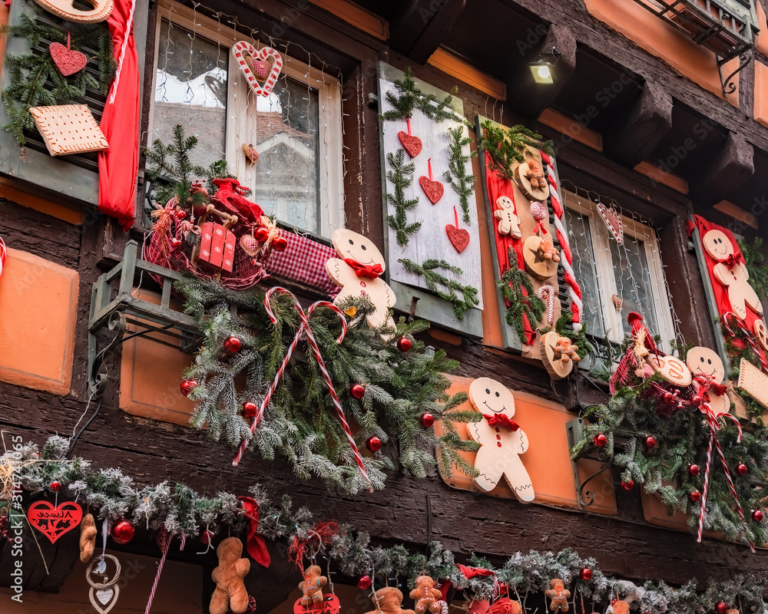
[149,0,345,239]
[564,191,677,354]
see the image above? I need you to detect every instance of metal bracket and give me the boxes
[566,418,614,509]
[719,50,752,96]
[88,313,126,398]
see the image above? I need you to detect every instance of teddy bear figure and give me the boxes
[537,237,561,262]
[365,587,416,614]
[299,564,327,607]
[525,161,545,190]
[545,579,571,613]
[552,337,580,364]
[210,537,251,614]
[325,228,396,332]
[409,575,443,614]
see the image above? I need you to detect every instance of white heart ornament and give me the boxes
[232,42,282,97]
[596,202,624,245]
[96,588,114,605]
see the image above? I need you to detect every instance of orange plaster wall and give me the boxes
[754,61,768,129]
[0,248,78,395]
[436,375,617,513]
[756,1,768,57]
[583,0,739,106]
[0,178,85,225]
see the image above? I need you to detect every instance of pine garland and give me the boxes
[443,125,477,225]
[3,437,765,613]
[381,67,456,122]
[174,278,478,494]
[386,149,421,247]
[0,14,115,145]
[398,258,480,320]
[477,120,553,181]
[497,248,546,342]
[738,238,768,301]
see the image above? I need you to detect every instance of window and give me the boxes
[148,0,344,239]
[563,191,677,354]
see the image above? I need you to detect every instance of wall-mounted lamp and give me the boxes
[529,47,562,85]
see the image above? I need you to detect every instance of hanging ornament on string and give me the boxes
[232,42,283,97]
[398,118,422,158]
[80,513,97,563]
[420,158,444,204]
[397,336,412,352]
[295,565,341,614]
[446,206,470,254]
[209,537,252,614]
[27,499,82,544]
[50,31,88,77]
[110,519,135,545]
[86,554,121,614]
[242,143,259,165]
[596,201,624,245]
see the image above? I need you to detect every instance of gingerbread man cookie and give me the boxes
[704,230,763,320]
[494,196,522,239]
[326,229,396,330]
[686,346,729,416]
[466,377,534,502]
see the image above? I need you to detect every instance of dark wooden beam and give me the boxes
[605,80,673,168]
[389,0,466,64]
[504,24,577,120]
[690,131,755,209]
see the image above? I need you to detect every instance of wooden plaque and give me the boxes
[738,358,768,410]
[523,235,558,280]
[540,331,574,380]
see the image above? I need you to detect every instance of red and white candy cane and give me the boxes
[537,285,556,325]
[232,288,371,489]
[722,312,768,372]
[145,532,186,614]
[695,401,754,552]
[0,236,6,279]
[540,151,583,332]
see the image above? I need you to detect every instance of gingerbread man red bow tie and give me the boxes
[343,258,384,279]
[483,413,520,430]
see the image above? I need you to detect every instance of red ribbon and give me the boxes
[457,564,495,579]
[238,496,271,567]
[719,253,745,268]
[483,414,519,430]
[343,258,384,279]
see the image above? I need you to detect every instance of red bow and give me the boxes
[483,414,519,430]
[720,253,744,268]
[238,496,271,567]
[344,258,384,279]
[458,564,495,579]
[693,375,728,397]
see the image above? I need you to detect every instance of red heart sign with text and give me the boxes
[294,594,341,614]
[232,42,282,97]
[398,131,422,158]
[27,500,83,544]
[596,202,624,245]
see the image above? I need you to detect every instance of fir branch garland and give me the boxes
[0,14,115,145]
[477,120,553,181]
[3,436,766,613]
[738,237,768,301]
[386,149,421,247]
[443,125,477,225]
[381,67,456,122]
[497,248,546,341]
[398,258,480,320]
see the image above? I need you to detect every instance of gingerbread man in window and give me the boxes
[466,377,534,502]
[703,229,763,320]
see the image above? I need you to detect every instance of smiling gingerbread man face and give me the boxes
[703,229,734,260]
[686,346,725,384]
[469,377,516,418]
[332,229,386,270]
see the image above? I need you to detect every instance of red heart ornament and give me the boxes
[419,176,444,204]
[232,42,283,97]
[251,59,271,81]
[49,42,88,77]
[398,131,422,158]
[294,594,341,614]
[596,202,624,245]
[446,224,470,253]
[27,500,83,544]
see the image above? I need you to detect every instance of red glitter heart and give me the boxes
[398,131,422,158]
[49,42,87,77]
[446,224,470,253]
[419,176,444,204]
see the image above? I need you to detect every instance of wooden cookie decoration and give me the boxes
[514,161,549,201]
[232,42,282,97]
[494,196,521,238]
[755,319,768,352]
[645,354,693,388]
[30,105,108,157]
[702,229,733,261]
[325,229,396,330]
[686,346,729,416]
[466,377,534,502]
[738,359,768,410]
[27,500,83,544]
[540,331,578,380]
[523,235,559,281]
[33,0,112,22]
[704,230,764,320]
[545,579,570,613]
[398,119,422,158]
[419,158,444,204]
[410,575,442,614]
[87,554,121,614]
[596,202,624,245]
[446,207,470,253]
[50,33,87,77]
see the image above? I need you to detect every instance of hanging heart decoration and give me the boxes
[596,202,624,245]
[398,118,422,158]
[232,42,283,97]
[240,234,259,256]
[27,500,83,544]
[446,207,470,253]
[419,158,444,204]
[87,554,121,614]
[50,32,88,77]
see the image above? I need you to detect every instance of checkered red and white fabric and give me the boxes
[264,231,339,297]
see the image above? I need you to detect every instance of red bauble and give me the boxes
[200,529,215,545]
[716,603,728,614]
[366,436,382,452]
[621,480,634,491]
[357,575,372,590]
[593,434,608,447]
[691,395,703,407]
[175,209,187,221]
[611,600,618,606]
[396,337,412,352]
[272,236,288,251]
[690,490,702,502]
[644,436,656,449]
[111,519,135,545]
[688,464,700,477]
[50,481,61,492]
[579,567,592,581]
[254,227,270,243]
[752,510,764,522]
[180,379,198,397]
[420,412,435,428]
[737,463,748,476]
[242,401,258,418]
[171,238,182,249]
[223,336,242,354]
[350,384,366,400]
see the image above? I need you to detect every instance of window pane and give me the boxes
[610,235,660,339]
[152,21,228,170]
[252,77,321,235]
[566,208,606,338]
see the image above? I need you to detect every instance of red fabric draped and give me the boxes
[483,151,535,344]
[98,0,139,231]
